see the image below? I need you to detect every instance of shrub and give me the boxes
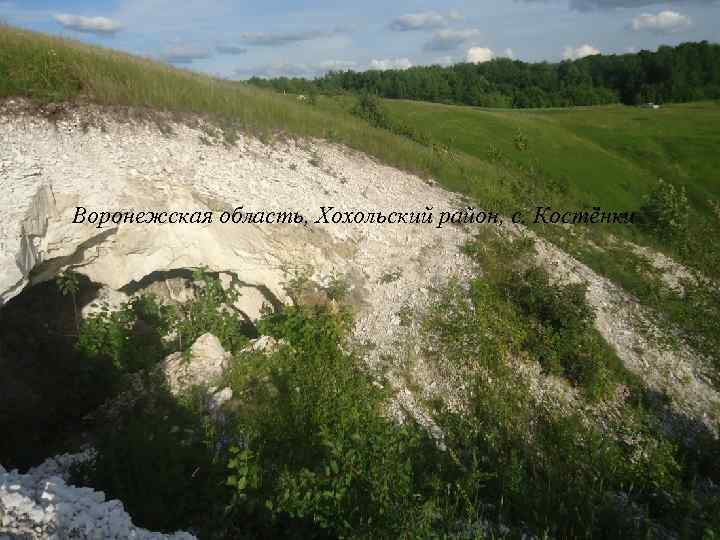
[351,93,432,146]
[77,293,173,373]
[226,304,443,538]
[501,266,622,398]
[69,260,718,539]
[172,269,252,354]
[641,178,689,241]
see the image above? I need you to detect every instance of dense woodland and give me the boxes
[248,41,720,108]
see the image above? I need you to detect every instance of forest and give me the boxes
[248,41,720,108]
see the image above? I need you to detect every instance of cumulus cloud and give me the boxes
[237,29,340,46]
[216,44,248,55]
[503,48,516,59]
[424,28,481,51]
[390,11,447,31]
[562,43,601,60]
[369,57,413,70]
[466,47,494,63]
[631,10,692,33]
[53,14,123,35]
[158,44,212,64]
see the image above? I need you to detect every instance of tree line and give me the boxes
[247,41,720,108]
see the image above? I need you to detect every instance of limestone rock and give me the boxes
[241,335,285,354]
[0,450,195,540]
[208,387,233,411]
[162,333,231,394]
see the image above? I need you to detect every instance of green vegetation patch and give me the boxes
[64,269,719,539]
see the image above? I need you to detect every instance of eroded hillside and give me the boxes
[2,99,720,538]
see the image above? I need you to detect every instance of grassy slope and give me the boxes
[0,24,500,205]
[386,99,720,215]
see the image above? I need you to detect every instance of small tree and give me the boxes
[56,271,80,334]
[641,178,689,241]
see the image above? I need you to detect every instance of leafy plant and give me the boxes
[56,270,81,334]
[641,178,689,241]
[513,128,529,151]
[172,269,251,354]
[76,293,173,372]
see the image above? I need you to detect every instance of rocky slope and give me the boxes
[0,450,195,540]
[2,99,719,536]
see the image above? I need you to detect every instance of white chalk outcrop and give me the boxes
[0,100,469,325]
[0,451,196,540]
[163,333,232,395]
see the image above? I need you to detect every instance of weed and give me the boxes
[379,269,402,284]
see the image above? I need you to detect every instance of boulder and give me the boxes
[162,333,231,394]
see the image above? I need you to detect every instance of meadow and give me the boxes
[386,100,720,215]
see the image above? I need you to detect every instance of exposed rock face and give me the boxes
[0,451,196,540]
[0,100,469,324]
[162,333,231,394]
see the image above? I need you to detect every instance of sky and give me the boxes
[1,0,719,79]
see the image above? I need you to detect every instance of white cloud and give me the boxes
[53,14,123,35]
[216,44,247,55]
[316,60,358,71]
[448,9,463,21]
[503,48,516,59]
[238,29,340,47]
[466,47,494,64]
[424,28,481,51]
[369,57,413,70]
[390,11,447,31]
[562,44,601,60]
[157,44,212,64]
[631,11,691,33]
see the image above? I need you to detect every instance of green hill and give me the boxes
[386,99,720,216]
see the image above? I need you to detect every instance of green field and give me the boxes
[386,100,720,214]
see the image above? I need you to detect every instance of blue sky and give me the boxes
[2,0,719,78]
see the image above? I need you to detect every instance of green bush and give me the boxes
[641,178,690,241]
[502,266,622,398]
[77,293,173,372]
[225,304,447,538]
[172,269,252,354]
[69,263,719,539]
[462,234,631,399]
[422,260,714,538]
[351,93,432,146]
